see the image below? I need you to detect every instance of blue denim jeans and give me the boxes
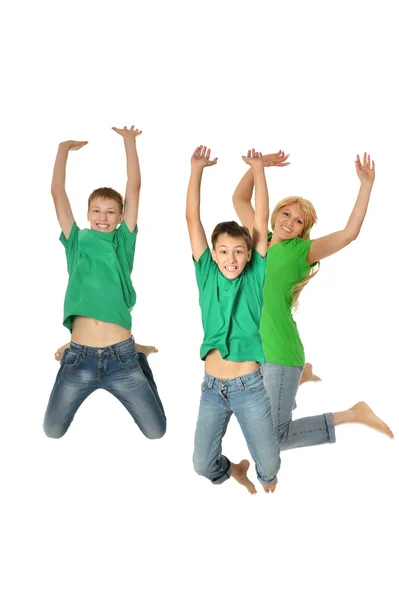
[261,362,335,449]
[193,368,281,486]
[43,337,166,439]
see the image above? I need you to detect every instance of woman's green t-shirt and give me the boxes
[260,237,313,367]
[60,220,138,332]
[194,248,267,363]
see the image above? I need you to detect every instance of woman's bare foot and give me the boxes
[231,459,257,494]
[334,401,394,438]
[300,363,321,385]
[263,478,278,494]
[135,343,158,357]
[55,342,70,362]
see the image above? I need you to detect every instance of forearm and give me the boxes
[344,182,373,240]
[124,139,141,192]
[253,167,269,225]
[186,168,203,222]
[51,146,69,196]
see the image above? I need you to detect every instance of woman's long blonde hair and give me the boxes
[270,196,319,312]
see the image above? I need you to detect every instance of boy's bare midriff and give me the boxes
[71,316,132,347]
[205,349,259,379]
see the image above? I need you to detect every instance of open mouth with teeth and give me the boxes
[281,225,292,233]
[225,265,238,272]
[96,223,110,230]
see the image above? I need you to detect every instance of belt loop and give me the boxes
[208,376,215,389]
[237,377,245,390]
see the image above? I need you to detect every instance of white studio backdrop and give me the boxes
[1,1,398,599]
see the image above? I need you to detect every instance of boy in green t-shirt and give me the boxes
[43,126,166,441]
[187,145,281,495]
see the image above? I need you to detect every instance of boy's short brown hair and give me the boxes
[211,221,252,251]
[88,187,124,212]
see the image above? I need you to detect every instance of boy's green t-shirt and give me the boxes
[60,220,138,332]
[194,247,267,363]
[260,237,313,367]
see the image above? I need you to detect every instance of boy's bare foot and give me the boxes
[263,478,278,494]
[350,402,394,438]
[55,343,70,362]
[300,362,321,385]
[135,344,158,357]
[231,459,257,494]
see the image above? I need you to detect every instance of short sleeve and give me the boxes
[117,220,138,252]
[59,222,80,275]
[194,247,216,292]
[291,238,313,267]
[247,249,268,288]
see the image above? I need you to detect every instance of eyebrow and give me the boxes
[92,206,116,210]
[284,210,303,219]
[218,245,246,249]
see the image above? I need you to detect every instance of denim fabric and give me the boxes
[193,368,280,486]
[261,362,335,449]
[43,337,166,439]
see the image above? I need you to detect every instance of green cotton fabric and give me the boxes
[60,220,138,332]
[260,237,313,367]
[194,247,267,363]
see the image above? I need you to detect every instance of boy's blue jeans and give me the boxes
[193,368,281,486]
[261,362,335,449]
[43,337,166,439]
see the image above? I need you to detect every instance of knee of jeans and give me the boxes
[276,423,289,445]
[193,454,213,478]
[43,422,65,439]
[143,418,166,440]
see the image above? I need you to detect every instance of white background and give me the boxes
[1,1,398,598]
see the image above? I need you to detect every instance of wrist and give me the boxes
[359,179,373,190]
[191,165,204,175]
[252,165,265,176]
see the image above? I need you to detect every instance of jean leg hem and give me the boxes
[325,412,336,443]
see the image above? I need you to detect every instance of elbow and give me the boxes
[51,186,62,201]
[232,193,241,208]
[344,228,360,244]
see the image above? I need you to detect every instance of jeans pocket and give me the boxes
[116,350,138,367]
[62,350,82,372]
[244,373,265,393]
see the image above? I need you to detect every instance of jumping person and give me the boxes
[187,145,281,495]
[233,152,393,451]
[43,126,166,440]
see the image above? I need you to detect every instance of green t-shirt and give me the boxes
[259,237,313,366]
[60,220,138,332]
[194,247,267,363]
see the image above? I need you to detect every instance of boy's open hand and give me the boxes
[355,152,375,185]
[191,146,218,169]
[242,149,264,167]
[263,150,290,167]
[112,125,142,140]
[59,141,88,151]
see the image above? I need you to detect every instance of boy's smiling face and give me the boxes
[87,196,122,232]
[211,233,251,279]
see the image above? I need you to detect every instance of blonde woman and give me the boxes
[233,152,393,450]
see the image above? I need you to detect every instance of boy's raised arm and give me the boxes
[241,149,269,258]
[112,125,142,233]
[186,145,217,262]
[51,140,88,238]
